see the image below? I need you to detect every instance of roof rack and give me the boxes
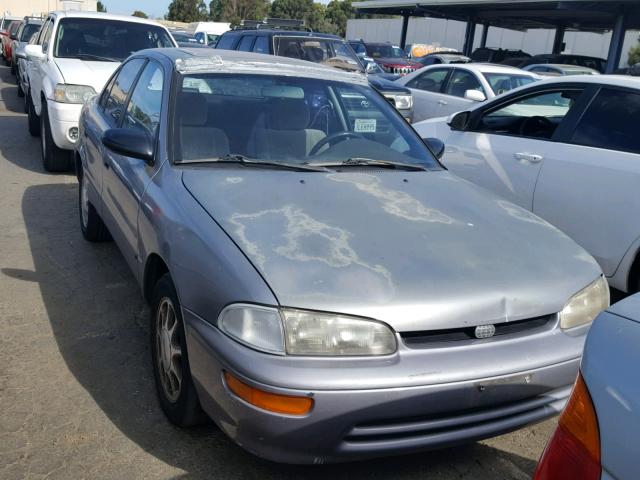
[234,17,312,32]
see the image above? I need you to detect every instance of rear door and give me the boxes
[404,67,451,122]
[441,85,588,210]
[533,85,640,278]
[101,60,165,272]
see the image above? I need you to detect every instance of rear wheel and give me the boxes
[40,100,72,172]
[78,169,110,242]
[150,274,208,427]
[26,91,40,136]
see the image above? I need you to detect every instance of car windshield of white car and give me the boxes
[53,18,174,62]
[483,73,537,95]
[173,73,438,169]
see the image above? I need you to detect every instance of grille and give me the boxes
[343,385,570,446]
[401,315,555,348]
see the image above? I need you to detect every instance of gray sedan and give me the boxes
[76,48,608,464]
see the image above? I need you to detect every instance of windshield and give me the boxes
[366,44,403,59]
[174,73,437,168]
[54,18,174,61]
[482,73,537,95]
[20,23,41,42]
[274,36,363,72]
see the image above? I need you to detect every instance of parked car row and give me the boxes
[3,13,638,474]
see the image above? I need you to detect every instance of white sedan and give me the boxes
[413,75,640,293]
[396,63,539,122]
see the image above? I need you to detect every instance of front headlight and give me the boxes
[559,276,609,330]
[54,84,96,104]
[388,94,413,110]
[217,305,397,356]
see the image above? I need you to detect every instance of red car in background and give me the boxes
[352,40,422,75]
[1,19,21,65]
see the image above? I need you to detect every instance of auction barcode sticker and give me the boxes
[354,118,377,133]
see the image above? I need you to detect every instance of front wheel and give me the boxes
[40,100,72,172]
[150,274,208,427]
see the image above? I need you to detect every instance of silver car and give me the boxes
[76,48,608,464]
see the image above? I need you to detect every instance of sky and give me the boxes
[102,0,331,20]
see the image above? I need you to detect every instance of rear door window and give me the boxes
[237,35,255,52]
[406,68,449,92]
[570,88,640,154]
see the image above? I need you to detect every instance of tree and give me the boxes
[132,10,148,18]
[97,1,107,12]
[270,0,314,26]
[324,0,355,37]
[629,43,640,67]
[166,0,208,22]
[209,0,269,26]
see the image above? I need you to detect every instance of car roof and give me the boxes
[529,74,640,88]
[225,29,341,40]
[533,53,604,61]
[528,63,598,71]
[48,10,167,28]
[151,48,369,86]
[439,63,535,74]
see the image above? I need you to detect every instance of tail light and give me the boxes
[533,372,600,480]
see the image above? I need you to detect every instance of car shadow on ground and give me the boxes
[0,65,26,114]
[12,182,540,479]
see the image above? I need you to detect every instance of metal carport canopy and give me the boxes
[351,0,640,31]
[351,0,640,71]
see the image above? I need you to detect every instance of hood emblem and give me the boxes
[474,324,496,339]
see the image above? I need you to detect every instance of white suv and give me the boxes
[24,11,175,171]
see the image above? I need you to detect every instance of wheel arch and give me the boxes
[143,253,170,304]
[628,250,640,293]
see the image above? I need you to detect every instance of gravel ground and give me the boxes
[0,62,555,479]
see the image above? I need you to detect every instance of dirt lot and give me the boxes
[0,63,555,479]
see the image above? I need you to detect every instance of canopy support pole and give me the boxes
[552,25,565,54]
[463,19,476,56]
[400,14,410,50]
[606,12,626,73]
[480,23,489,48]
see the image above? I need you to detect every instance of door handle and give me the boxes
[514,152,543,163]
[438,100,448,105]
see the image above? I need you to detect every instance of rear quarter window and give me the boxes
[216,34,237,50]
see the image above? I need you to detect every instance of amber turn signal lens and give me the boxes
[533,372,601,480]
[224,371,313,415]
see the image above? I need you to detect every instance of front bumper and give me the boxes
[46,100,82,150]
[184,309,583,464]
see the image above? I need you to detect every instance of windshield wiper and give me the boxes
[310,158,428,171]
[73,53,119,62]
[177,154,330,172]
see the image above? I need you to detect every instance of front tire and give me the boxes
[27,90,40,136]
[150,274,207,427]
[40,100,72,172]
[78,169,110,242]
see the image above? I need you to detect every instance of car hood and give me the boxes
[54,58,120,92]
[182,169,601,331]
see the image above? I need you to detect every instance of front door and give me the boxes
[442,87,586,210]
[101,60,165,271]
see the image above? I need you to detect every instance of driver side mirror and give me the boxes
[447,111,470,131]
[24,44,45,61]
[102,128,154,164]
[464,89,486,102]
[423,137,445,160]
